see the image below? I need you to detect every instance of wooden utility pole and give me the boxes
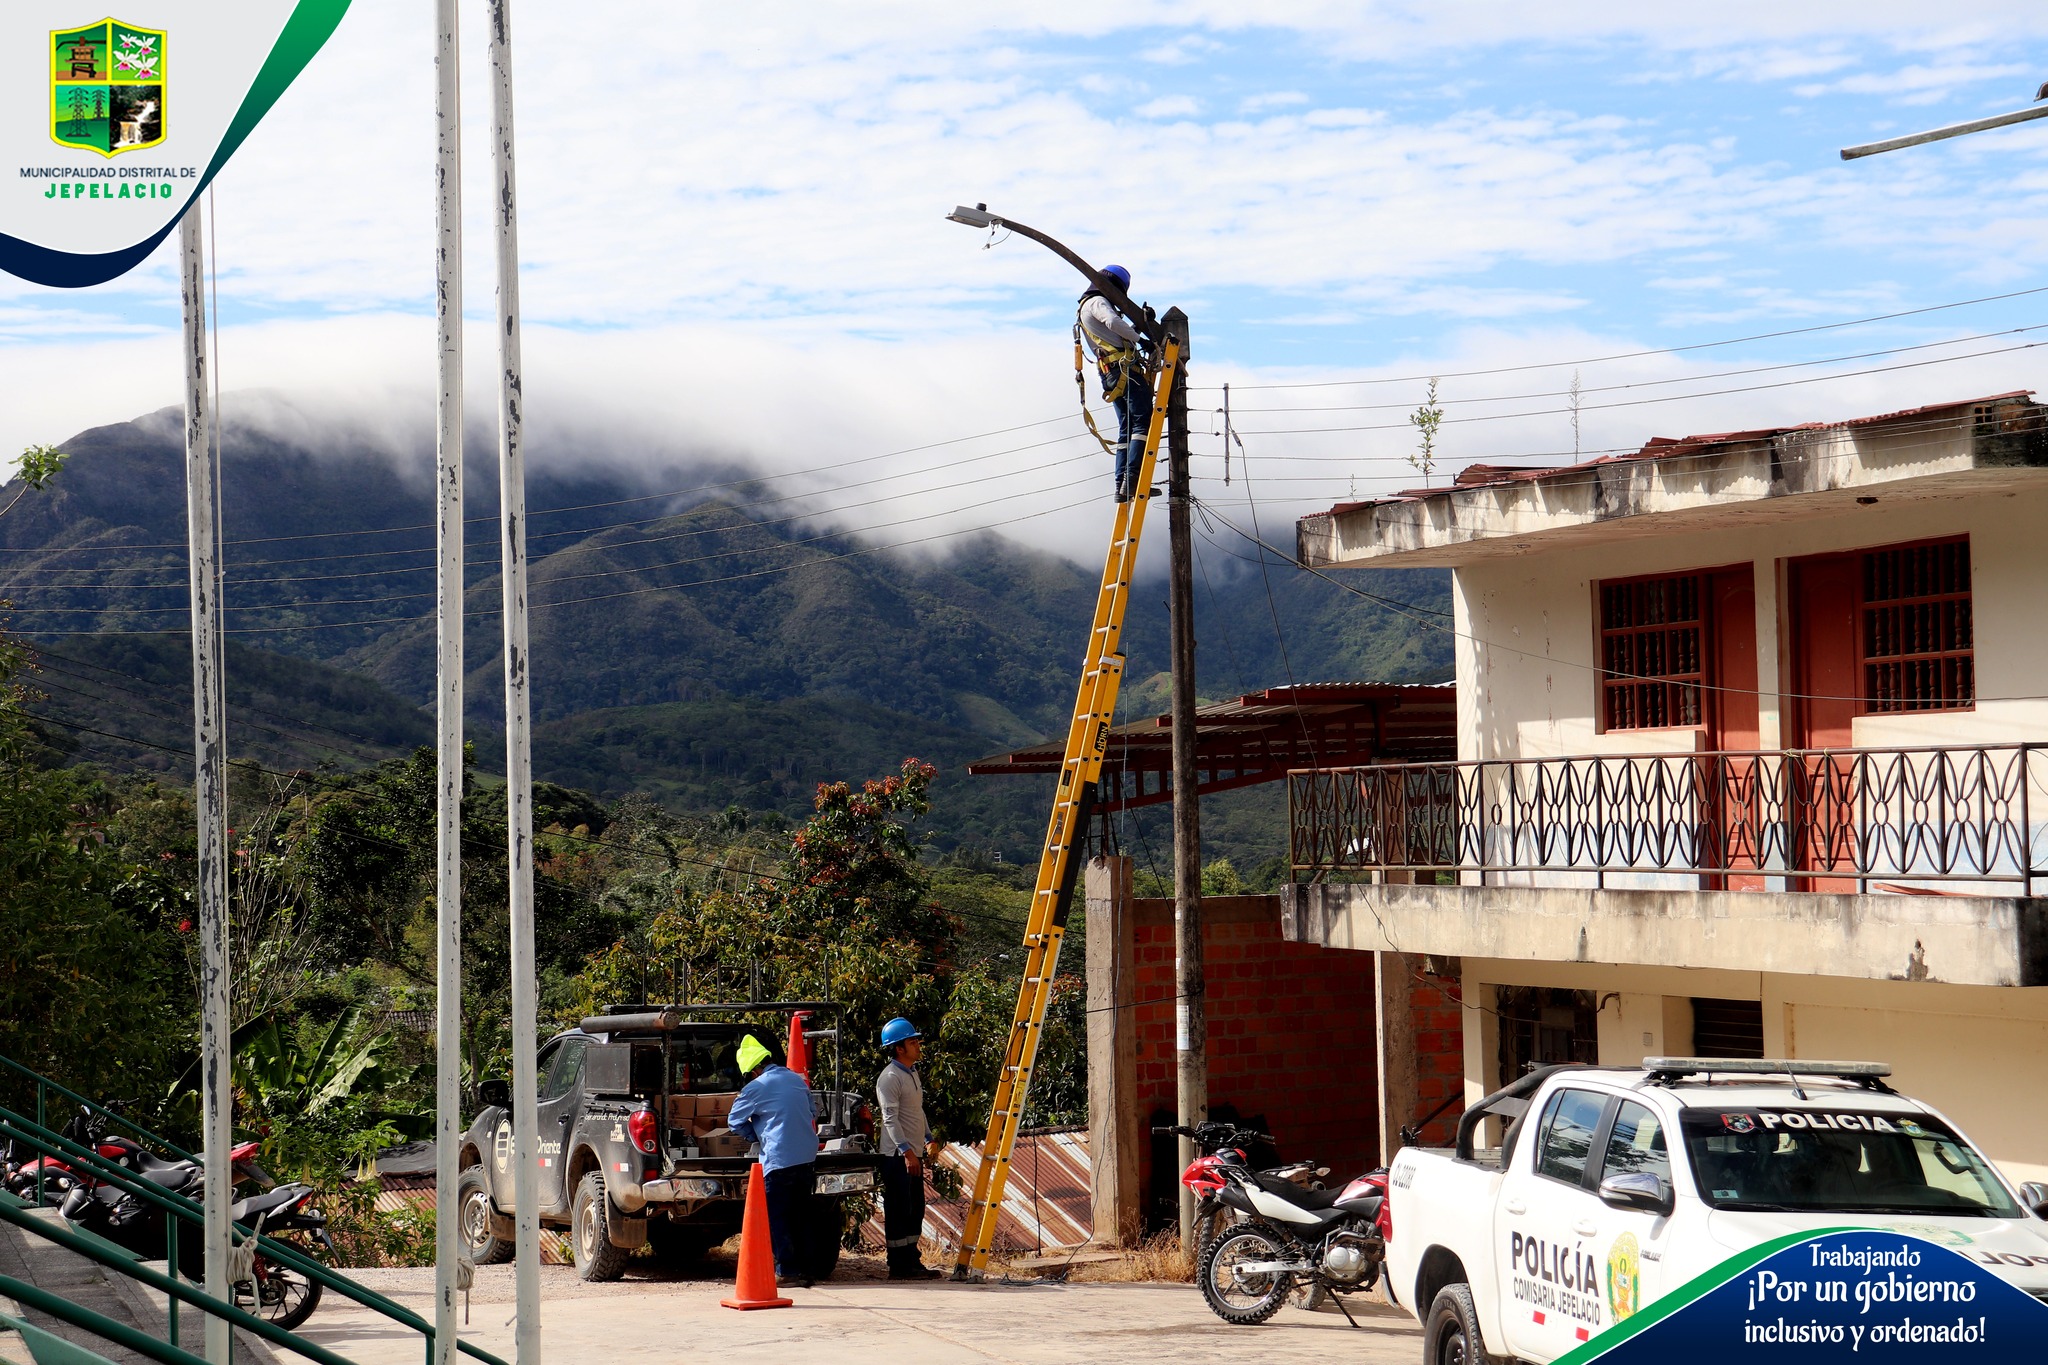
[1162,305,1208,1250]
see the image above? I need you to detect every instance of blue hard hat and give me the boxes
[881,1017,922,1049]
[1101,264,1131,290]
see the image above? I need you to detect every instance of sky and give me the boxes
[4,2,2048,566]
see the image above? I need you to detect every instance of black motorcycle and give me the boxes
[1188,1139,1390,1327]
[60,1146,332,1332]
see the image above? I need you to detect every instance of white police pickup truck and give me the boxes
[1385,1059,2048,1364]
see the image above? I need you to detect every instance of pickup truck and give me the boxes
[456,1003,880,1282]
[1386,1058,2048,1364]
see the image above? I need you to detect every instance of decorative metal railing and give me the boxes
[1289,744,2048,896]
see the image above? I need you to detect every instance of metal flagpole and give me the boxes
[178,203,231,1365]
[431,4,465,1363]
[486,4,541,1362]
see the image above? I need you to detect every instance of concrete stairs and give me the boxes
[0,1204,278,1365]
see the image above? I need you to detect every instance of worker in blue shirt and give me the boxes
[728,1033,822,1285]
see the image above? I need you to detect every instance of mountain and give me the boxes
[2,408,1451,862]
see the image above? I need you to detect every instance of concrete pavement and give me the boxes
[296,1259,1423,1365]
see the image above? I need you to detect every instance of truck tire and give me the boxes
[570,1173,633,1283]
[1424,1283,1489,1365]
[1198,1223,1292,1325]
[458,1166,514,1265]
[806,1198,843,1282]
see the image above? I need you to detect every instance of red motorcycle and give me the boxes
[1163,1121,1390,1327]
[2,1107,148,1206]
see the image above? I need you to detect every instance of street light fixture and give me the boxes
[942,201,1159,342]
[1842,83,2048,160]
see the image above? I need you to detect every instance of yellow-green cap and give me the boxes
[736,1035,771,1075]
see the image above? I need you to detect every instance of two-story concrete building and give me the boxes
[1284,391,2048,1183]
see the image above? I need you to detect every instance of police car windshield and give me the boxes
[1678,1109,2020,1217]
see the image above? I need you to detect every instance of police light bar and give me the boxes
[1644,1057,1891,1079]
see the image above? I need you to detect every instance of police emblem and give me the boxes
[1722,1113,1756,1134]
[50,19,166,157]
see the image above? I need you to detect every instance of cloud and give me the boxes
[1794,60,2032,103]
[8,3,2048,550]
[1138,34,1223,65]
[1239,91,1311,114]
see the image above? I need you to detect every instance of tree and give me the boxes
[0,631,183,1107]
[1,446,66,522]
[1408,377,1444,484]
[569,760,974,1126]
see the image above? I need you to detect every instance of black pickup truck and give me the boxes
[456,1003,879,1281]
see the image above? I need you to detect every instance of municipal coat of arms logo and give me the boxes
[50,19,166,156]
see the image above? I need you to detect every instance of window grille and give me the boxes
[1599,573,1704,729]
[1862,539,1972,713]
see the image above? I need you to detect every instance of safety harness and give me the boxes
[1074,308,1147,456]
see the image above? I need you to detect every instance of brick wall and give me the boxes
[1129,896,1381,1204]
[1405,967,1467,1145]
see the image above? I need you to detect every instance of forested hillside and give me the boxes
[2,408,1451,864]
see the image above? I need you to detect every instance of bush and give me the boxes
[318,1179,436,1269]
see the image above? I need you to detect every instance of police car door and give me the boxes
[1581,1099,1672,1331]
[1496,1086,1612,1360]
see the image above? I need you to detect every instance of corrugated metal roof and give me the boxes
[917,1130,1094,1254]
[968,681,1456,810]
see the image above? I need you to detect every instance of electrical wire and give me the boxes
[2,473,1104,617]
[1186,282,2048,392]
[1220,323,2048,415]
[1230,338,2044,436]
[0,410,1088,558]
[0,430,1098,588]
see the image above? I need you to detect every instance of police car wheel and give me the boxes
[1425,1283,1487,1365]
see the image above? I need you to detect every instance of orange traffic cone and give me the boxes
[786,1012,811,1084]
[721,1163,793,1311]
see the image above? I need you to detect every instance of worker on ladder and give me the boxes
[1077,264,1152,502]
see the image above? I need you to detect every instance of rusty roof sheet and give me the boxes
[918,1130,1094,1254]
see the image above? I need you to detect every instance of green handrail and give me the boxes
[0,1107,510,1365]
[0,1270,207,1365]
[0,1200,357,1365]
[0,1055,198,1168]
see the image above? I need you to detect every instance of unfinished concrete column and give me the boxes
[1084,856,1139,1245]
[1374,950,1417,1168]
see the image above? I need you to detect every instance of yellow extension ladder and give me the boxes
[951,338,1182,1279]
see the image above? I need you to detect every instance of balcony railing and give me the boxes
[1289,744,2048,896]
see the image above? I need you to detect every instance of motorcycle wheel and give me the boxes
[241,1241,323,1333]
[1198,1224,1293,1326]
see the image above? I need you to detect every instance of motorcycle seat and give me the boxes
[231,1187,302,1223]
[133,1158,196,1192]
[1253,1173,1343,1210]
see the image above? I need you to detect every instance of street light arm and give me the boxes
[1841,101,2048,159]
[949,205,1161,344]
